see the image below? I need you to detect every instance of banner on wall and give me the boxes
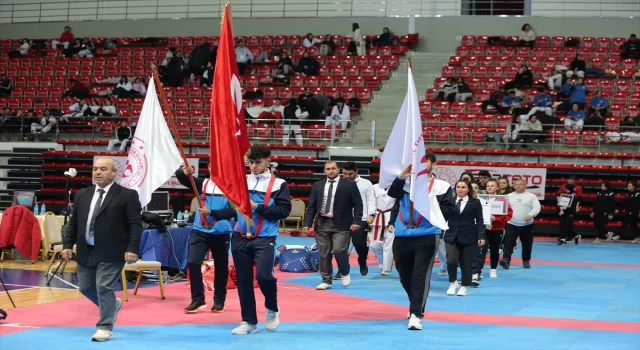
[93,156,199,190]
[432,165,547,199]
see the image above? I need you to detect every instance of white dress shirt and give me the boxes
[354,176,376,221]
[320,176,340,217]
[85,182,114,245]
[455,195,469,213]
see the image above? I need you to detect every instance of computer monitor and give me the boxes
[145,191,170,212]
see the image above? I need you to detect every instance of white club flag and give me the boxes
[120,78,183,207]
[379,66,448,230]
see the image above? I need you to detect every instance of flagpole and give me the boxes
[150,64,209,228]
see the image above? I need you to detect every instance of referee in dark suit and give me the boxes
[62,157,142,342]
[304,161,363,290]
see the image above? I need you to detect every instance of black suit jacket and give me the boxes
[63,182,142,264]
[444,198,485,245]
[304,178,363,231]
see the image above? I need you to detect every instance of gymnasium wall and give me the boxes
[0,16,638,53]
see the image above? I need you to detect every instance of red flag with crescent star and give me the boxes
[208,2,252,221]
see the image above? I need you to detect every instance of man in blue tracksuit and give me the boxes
[387,151,456,331]
[231,145,292,335]
[176,164,236,314]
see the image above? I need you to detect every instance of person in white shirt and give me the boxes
[19,39,31,55]
[302,33,323,48]
[350,23,365,56]
[61,98,89,121]
[111,76,132,98]
[334,162,377,278]
[369,183,396,275]
[519,23,536,48]
[326,97,350,131]
[31,109,56,134]
[500,178,541,269]
[235,40,254,75]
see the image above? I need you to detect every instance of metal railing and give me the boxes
[0,0,636,24]
[3,116,640,153]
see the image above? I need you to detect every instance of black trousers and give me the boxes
[392,234,438,318]
[187,230,230,304]
[503,224,534,262]
[593,211,609,239]
[446,241,476,286]
[558,213,576,240]
[622,213,639,239]
[472,230,503,274]
[336,221,369,270]
[231,234,278,325]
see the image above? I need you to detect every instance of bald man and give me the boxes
[62,157,142,342]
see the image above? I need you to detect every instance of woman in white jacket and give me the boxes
[350,23,365,56]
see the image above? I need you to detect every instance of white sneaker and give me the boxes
[91,329,113,342]
[114,297,123,323]
[606,232,614,241]
[471,273,480,287]
[489,269,497,278]
[316,283,332,290]
[407,314,422,330]
[378,264,384,270]
[341,274,351,287]
[457,286,467,296]
[612,235,620,241]
[632,237,640,244]
[446,281,459,296]
[265,308,280,332]
[381,271,389,276]
[231,322,258,335]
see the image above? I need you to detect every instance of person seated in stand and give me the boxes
[584,110,605,129]
[524,88,553,119]
[588,90,608,116]
[501,90,521,115]
[131,78,147,97]
[518,24,536,48]
[201,62,214,87]
[106,121,132,151]
[295,52,319,77]
[272,53,294,77]
[546,67,565,91]
[565,103,585,131]
[298,87,314,110]
[18,39,31,55]
[567,54,586,79]
[569,78,589,110]
[30,109,57,135]
[434,77,457,102]
[557,79,574,99]
[303,33,323,48]
[377,27,394,46]
[621,34,640,59]
[504,65,533,90]
[258,98,285,120]
[235,40,254,75]
[326,97,350,131]
[319,34,336,56]
[455,77,473,102]
[0,73,13,97]
[522,115,546,143]
[61,98,89,122]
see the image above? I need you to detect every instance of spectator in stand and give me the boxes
[320,34,336,56]
[298,87,314,110]
[518,24,536,48]
[165,52,186,87]
[565,103,585,130]
[546,67,565,90]
[617,181,640,243]
[566,54,586,79]
[601,130,640,144]
[525,88,553,118]
[0,73,13,96]
[349,23,365,56]
[282,99,309,145]
[107,121,132,152]
[30,109,56,135]
[201,62,214,87]
[131,78,147,97]
[620,34,640,59]
[501,90,521,115]
[584,110,605,129]
[557,79,573,99]
[272,53,294,77]
[591,181,617,244]
[303,33,323,48]
[63,78,89,99]
[569,78,589,110]
[18,39,31,55]
[505,65,533,90]
[524,115,545,143]
[377,27,393,46]
[455,77,473,102]
[498,177,513,195]
[295,52,319,77]
[556,184,582,245]
[435,77,457,102]
[327,97,350,130]
[620,116,638,131]
[189,42,212,76]
[112,76,132,98]
[258,98,285,120]
[235,40,253,75]
[52,26,74,49]
[63,38,82,57]
[61,98,89,122]
[77,38,95,57]
[161,47,176,67]
[89,99,117,117]
[588,90,608,116]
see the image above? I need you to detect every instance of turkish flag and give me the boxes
[209,4,252,220]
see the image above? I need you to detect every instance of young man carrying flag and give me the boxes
[230,144,291,335]
[379,65,456,331]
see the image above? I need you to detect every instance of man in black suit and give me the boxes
[62,157,142,342]
[303,161,363,290]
